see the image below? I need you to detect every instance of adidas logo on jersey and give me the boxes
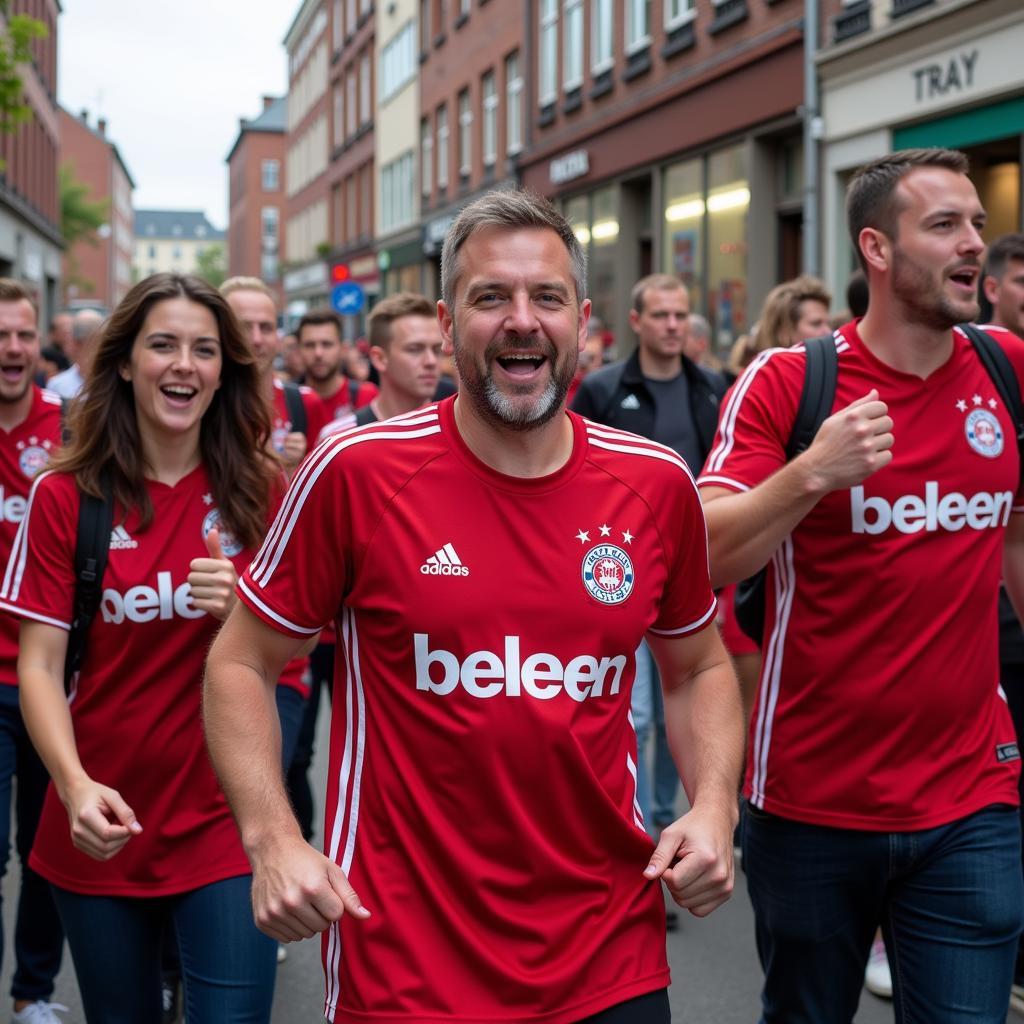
[420,543,470,576]
[100,571,206,624]
[414,633,627,702]
[0,486,27,524]
[109,525,138,550]
[851,482,1013,535]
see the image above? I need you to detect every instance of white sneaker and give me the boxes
[864,938,893,999]
[277,943,288,963]
[11,1003,69,1024]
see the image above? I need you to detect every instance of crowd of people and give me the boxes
[0,145,1019,1024]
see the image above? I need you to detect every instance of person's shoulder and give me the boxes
[36,385,66,415]
[579,416,700,491]
[573,357,628,404]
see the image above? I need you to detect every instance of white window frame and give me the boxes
[506,51,523,156]
[664,0,695,29]
[437,104,450,189]
[591,0,613,73]
[538,0,558,107]
[261,159,280,192]
[482,70,497,167]
[458,88,472,177]
[421,117,433,198]
[625,0,651,54]
[562,0,583,91]
[261,205,279,244]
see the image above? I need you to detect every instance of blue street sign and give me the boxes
[331,281,365,316]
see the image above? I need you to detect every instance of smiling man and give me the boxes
[203,190,743,1024]
[700,149,1024,1021]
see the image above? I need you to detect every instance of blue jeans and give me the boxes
[630,641,679,830]
[742,801,1024,1023]
[0,684,63,1000]
[53,874,276,1023]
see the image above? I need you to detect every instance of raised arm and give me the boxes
[701,390,894,587]
[203,602,370,942]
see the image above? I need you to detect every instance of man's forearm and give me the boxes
[203,646,300,855]
[702,456,829,588]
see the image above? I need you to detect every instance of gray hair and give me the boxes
[688,313,711,342]
[440,189,587,310]
[72,308,104,342]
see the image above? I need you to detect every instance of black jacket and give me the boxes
[571,349,726,471]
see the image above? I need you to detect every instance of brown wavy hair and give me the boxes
[51,273,275,550]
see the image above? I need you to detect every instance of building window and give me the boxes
[458,88,472,178]
[261,206,279,245]
[420,0,431,51]
[346,0,356,33]
[625,0,650,52]
[360,49,372,124]
[332,0,344,49]
[437,103,449,188]
[421,116,433,199]
[261,160,280,193]
[148,245,155,259]
[333,83,345,144]
[459,0,470,14]
[539,0,558,106]
[381,151,415,233]
[665,0,695,27]
[262,252,279,283]
[482,70,497,168]
[360,0,371,15]
[563,0,583,90]
[172,246,182,260]
[592,0,613,71]
[506,51,522,155]
[380,20,416,102]
[346,67,357,139]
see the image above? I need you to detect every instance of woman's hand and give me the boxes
[62,776,142,861]
[188,528,238,621]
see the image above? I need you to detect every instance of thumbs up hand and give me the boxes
[188,527,239,621]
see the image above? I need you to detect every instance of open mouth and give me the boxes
[160,384,198,405]
[948,266,979,291]
[495,353,547,377]
[0,365,25,383]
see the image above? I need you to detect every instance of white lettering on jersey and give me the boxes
[851,482,1013,535]
[100,571,206,624]
[0,487,27,524]
[414,633,626,701]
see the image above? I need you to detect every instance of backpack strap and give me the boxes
[282,381,308,438]
[348,377,361,409]
[959,323,1024,462]
[65,473,114,693]
[786,334,839,459]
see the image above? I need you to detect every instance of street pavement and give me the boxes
[0,700,1017,1022]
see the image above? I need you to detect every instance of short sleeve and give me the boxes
[238,439,350,637]
[0,472,77,630]
[697,348,800,494]
[648,467,717,638]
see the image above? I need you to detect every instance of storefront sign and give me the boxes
[349,255,378,281]
[283,261,328,293]
[423,214,455,256]
[549,149,589,186]
[912,50,978,103]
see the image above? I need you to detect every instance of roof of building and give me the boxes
[59,107,137,189]
[134,209,224,241]
[224,95,287,164]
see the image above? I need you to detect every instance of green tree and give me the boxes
[194,243,227,289]
[0,1,48,170]
[59,162,109,295]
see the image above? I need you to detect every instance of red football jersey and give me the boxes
[0,387,62,686]
[0,465,253,896]
[698,322,1023,830]
[239,399,717,1023]
[315,378,378,426]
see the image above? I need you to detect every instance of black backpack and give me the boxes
[733,325,1024,644]
[281,381,307,437]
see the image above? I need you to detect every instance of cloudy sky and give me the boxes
[58,1,293,229]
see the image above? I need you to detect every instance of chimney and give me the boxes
[262,95,275,111]
[97,118,107,137]
[79,108,88,124]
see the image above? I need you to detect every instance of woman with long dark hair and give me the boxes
[2,273,279,1022]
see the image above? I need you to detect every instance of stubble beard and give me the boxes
[891,246,979,331]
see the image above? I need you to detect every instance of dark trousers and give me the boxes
[0,684,63,1000]
[286,641,334,839]
[1001,657,1024,977]
[743,801,1023,1023]
[578,989,670,1022]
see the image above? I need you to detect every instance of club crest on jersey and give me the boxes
[16,439,52,478]
[201,508,243,557]
[965,408,1003,458]
[582,544,634,605]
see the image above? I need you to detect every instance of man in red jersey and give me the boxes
[204,190,743,1024]
[297,309,377,430]
[700,148,1024,1022]
[0,281,65,1024]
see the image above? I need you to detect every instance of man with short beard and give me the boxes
[296,309,376,429]
[0,280,66,1023]
[700,148,1024,1021]
[204,190,743,1024]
